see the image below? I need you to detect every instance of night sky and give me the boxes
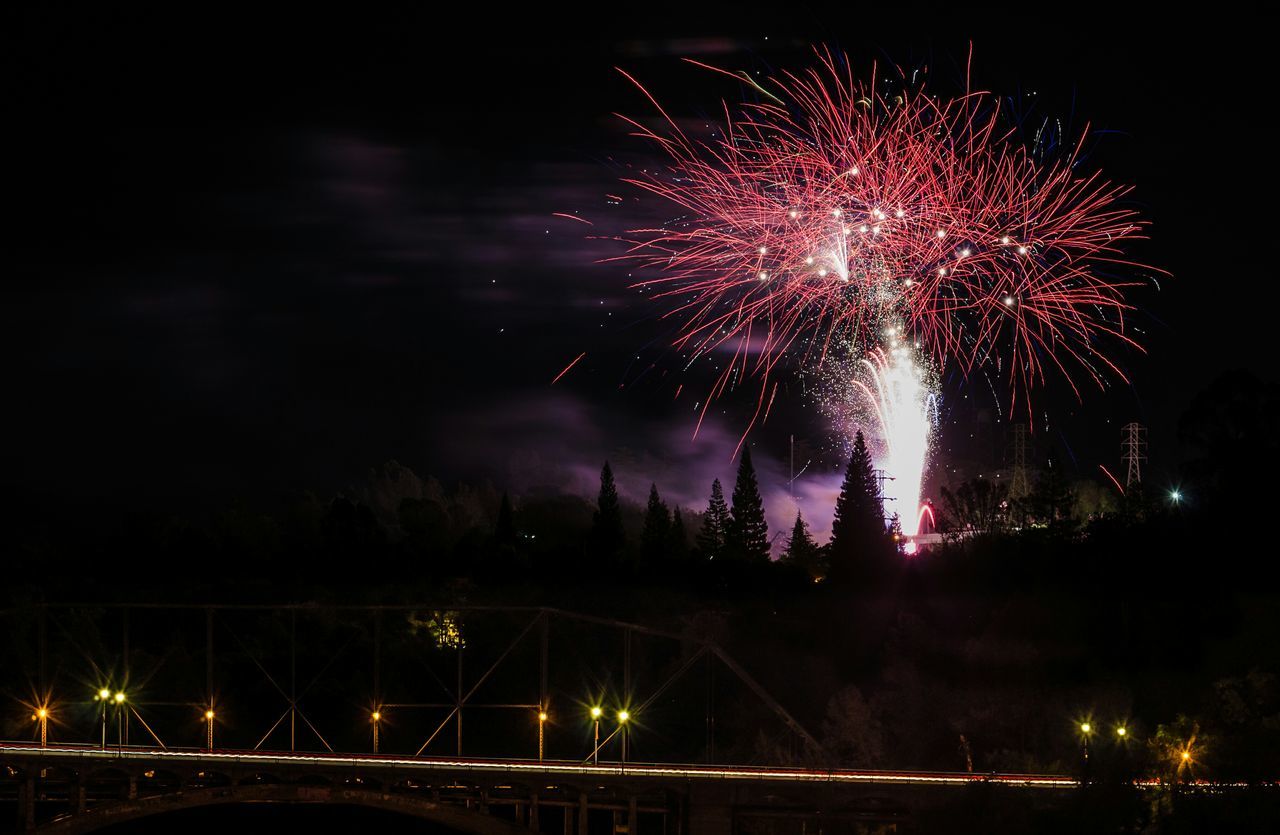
[7,8,1270,536]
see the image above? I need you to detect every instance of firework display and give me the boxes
[613,49,1156,539]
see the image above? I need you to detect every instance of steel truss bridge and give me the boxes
[1,603,1077,833]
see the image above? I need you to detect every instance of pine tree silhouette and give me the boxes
[640,483,671,565]
[667,506,688,561]
[696,478,729,560]
[495,492,517,547]
[590,461,625,563]
[727,447,770,562]
[782,510,821,579]
[828,432,889,584]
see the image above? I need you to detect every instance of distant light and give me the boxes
[1018,245,1028,255]
[789,210,798,219]
[805,256,815,265]
[758,246,768,255]
[538,711,548,722]
[37,708,48,719]
[1170,489,1182,503]
[617,710,630,723]
[848,166,859,176]
[590,706,603,719]
[371,711,380,721]
[1181,750,1191,761]
[1004,296,1015,306]
[98,688,111,701]
[206,710,216,720]
[936,229,946,239]
[1001,236,1011,245]
[114,692,125,703]
[1080,722,1092,733]
[758,271,769,281]
[895,209,905,218]
[1117,727,1127,737]
[960,248,971,257]
[938,268,947,276]
[832,208,842,217]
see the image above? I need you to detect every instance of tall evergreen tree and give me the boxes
[590,461,625,561]
[828,431,888,584]
[494,491,517,547]
[667,506,688,561]
[782,511,821,578]
[640,483,671,564]
[727,447,770,562]
[695,479,729,559]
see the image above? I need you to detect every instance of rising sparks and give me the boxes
[610,49,1159,426]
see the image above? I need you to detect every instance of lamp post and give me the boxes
[617,710,630,766]
[538,710,547,761]
[114,692,126,750]
[590,706,602,764]
[95,688,112,750]
[371,711,381,754]
[205,709,216,750]
[34,708,48,748]
[1079,722,1093,781]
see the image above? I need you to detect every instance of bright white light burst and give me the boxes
[853,335,937,540]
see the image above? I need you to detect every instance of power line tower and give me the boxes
[1121,422,1147,489]
[872,468,895,520]
[1009,423,1030,499]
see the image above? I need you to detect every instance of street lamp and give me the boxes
[95,688,112,749]
[1079,721,1093,778]
[205,709,216,750]
[590,706,602,764]
[114,692,126,750]
[371,710,381,754]
[33,708,49,748]
[617,710,630,766]
[1116,726,1127,738]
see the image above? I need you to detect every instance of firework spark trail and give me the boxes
[852,335,936,540]
[609,48,1160,421]
[605,48,1160,536]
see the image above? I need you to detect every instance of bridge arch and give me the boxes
[34,783,542,835]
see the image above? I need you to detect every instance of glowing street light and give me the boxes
[590,706,603,764]
[371,710,382,754]
[1078,721,1093,776]
[114,692,126,750]
[94,688,113,749]
[205,709,216,750]
[1169,489,1182,504]
[618,710,631,766]
[1117,726,1127,738]
[33,707,49,748]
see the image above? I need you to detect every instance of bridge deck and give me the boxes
[2,742,1075,788]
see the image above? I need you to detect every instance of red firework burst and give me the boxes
[609,49,1161,432]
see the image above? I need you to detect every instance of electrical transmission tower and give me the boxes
[1009,423,1030,499]
[1121,422,1147,489]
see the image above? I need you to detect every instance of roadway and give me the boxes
[0,742,1076,788]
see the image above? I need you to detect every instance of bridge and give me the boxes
[1,743,1074,834]
[1,603,1082,832]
